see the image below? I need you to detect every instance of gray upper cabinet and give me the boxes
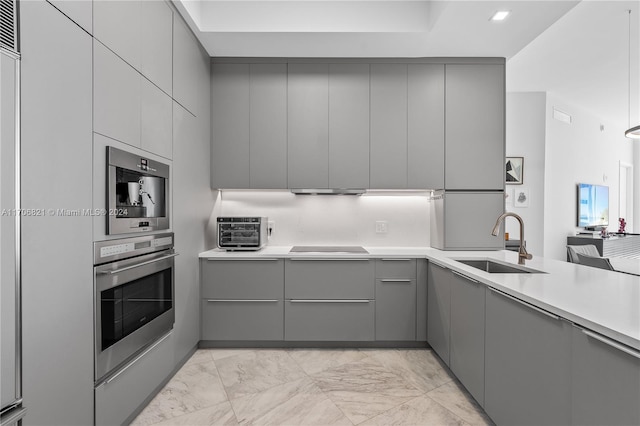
[571,326,640,425]
[432,191,504,250]
[93,0,141,70]
[449,271,485,406]
[94,40,141,148]
[445,64,504,190]
[174,16,209,117]
[211,63,251,188]
[49,0,93,34]
[288,63,330,189]
[485,288,572,426]
[427,261,451,365]
[408,64,445,189]
[139,0,173,95]
[370,64,408,189]
[141,77,172,159]
[250,64,288,189]
[329,63,370,189]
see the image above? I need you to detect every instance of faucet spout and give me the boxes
[491,212,533,265]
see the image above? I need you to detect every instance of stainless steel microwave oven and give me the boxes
[107,147,170,235]
[217,217,268,251]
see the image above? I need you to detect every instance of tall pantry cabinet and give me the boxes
[20,1,212,424]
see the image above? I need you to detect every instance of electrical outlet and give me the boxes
[268,220,275,238]
[375,221,388,234]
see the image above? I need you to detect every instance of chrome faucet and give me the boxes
[491,212,533,265]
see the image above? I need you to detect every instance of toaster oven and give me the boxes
[217,217,268,251]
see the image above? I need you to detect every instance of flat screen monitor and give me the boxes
[577,183,609,229]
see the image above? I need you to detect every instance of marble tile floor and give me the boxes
[132,348,494,426]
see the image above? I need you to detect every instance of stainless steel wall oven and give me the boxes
[107,146,170,235]
[93,233,176,383]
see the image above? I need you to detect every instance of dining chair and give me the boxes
[567,244,601,263]
[576,253,615,271]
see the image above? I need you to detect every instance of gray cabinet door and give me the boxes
[285,300,375,341]
[93,0,141,70]
[288,63,329,188]
[285,259,374,299]
[202,300,284,341]
[95,333,174,426]
[173,16,209,117]
[571,327,640,425]
[449,271,485,406]
[485,288,571,426]
[445,64,504,190]
[375,278,416,341]
[141,77,172,159]
[329,63,370,189]
[427,262,451,365]
[408,64,445,189]
[94,40,141,148]
[444,192,505,250]
[201,259,284,299]
[370,64,408,189]
[416,259,428,341]
[250,64,288,188]
[139,0,173,94]
[211,63,250,188]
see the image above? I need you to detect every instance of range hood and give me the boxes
[291,188,366,195]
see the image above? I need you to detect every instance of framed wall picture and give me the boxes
[514,188,529,208]
[506,157,524,184]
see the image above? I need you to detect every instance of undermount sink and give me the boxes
[454,259,545,274]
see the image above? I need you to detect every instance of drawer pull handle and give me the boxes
[430,261,448,270]
[488,287,560,321]
[380,279,412,283]
[452,270,479,284]
[289,258,370,261]
[289,299,370,303]
[207,258,279,261]
[582,329,640,359]
[380,258,412,261]
[207,299,279,303]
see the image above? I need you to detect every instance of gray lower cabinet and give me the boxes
[95,332,174,426]
[201,259,284,341]
[285,300,375,341]
[416,259,428,341]
[484,287,572,426]
[449,270,485,406]
[285,259,374,299]
[375,259,417,341]
[427,262,451,365]
[285,259,375,341]
[571,326,640,425]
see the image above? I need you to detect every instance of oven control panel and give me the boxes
[94,232,174,265]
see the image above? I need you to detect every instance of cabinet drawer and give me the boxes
[201,259,284,299]
[285,259,374,299]
[375,258,416,278]
[95,332,173,426]
[285,300,374,341]
[202,299,283,341]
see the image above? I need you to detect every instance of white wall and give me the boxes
[209,190,431,247]
[505,92,546,256]
[543,93,635,260]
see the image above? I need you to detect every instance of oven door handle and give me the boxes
[98,253,179,275]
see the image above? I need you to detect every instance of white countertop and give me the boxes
[200,246,640,351]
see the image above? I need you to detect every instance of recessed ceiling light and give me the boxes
[490,11,510,21]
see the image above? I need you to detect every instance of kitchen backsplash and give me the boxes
[209,190,431,247]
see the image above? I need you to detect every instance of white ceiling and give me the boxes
[174,0,640,130]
